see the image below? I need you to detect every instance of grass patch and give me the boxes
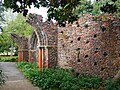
[0,56,18,62]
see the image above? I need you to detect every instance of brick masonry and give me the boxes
[58,14,120,78]
[11,33,29,61]
[13,14,120,79]
[27,14,58,68]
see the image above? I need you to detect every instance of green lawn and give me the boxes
[0,56,18,62]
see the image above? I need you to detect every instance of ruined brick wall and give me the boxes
[27,14,58,68]
[11,33,29,61]
[28,31,38,62]
[11,33,29,50]
[41,21,58,67]
[58,14,120,78]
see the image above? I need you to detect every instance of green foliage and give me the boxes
[0,13,33,54]
[0,33,12,53]
[0,0,6,30]
[17,61,102,90]
[3,0,81,25]
[73,0,94,16]
[77,75,102,89]
[17,61,120,90]
[0,69,6,88]
[3,0,120,25]
[74,0,120,17]
[3,13,33,36]
[0,56,18,62]
[104,79,120,90]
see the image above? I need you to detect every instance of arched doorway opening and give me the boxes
[29,29,49,68]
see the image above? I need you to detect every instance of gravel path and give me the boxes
[0,62,40,90]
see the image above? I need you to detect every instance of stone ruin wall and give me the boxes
[27,13,58,68]
[11,33,29,50]
[28,18,58,67]
[58,14,120,78]
[12,13,120,78]
[41,21,58,67]
[11,33,29,61]
[28,31,38,62]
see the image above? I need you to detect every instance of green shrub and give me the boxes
[17,61,102,90]
[0,56,18,62]
[105,79,120,90]
[77,75,102,89]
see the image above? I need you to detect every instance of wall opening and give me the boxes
[96,48,98,50]
[85,55,88,58]
[78,59,80,62]
[101,26,106,32]
[94,34,97,38]
[95,51,98,54]
[94,62,97,65]
[77,37,81,41]
[60,31,63,34]
[62,44,65,47]
[103,52,108,57]
[70,40,73,43]
[86,40,89,44]
[101,67,105,71]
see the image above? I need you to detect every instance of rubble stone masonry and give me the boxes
[27,14,58,68]
[15,13,120,79]
[58,14,120,78]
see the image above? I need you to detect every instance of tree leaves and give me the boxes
[100,2,118,13]
[0,1,6,30]
[0,13,33,53]
[2,0,120,26]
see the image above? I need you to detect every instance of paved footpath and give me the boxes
[0,62,40,90]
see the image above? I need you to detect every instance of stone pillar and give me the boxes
[45,47,49,68]
[38,47,43,69]
[18,50,28,62]
[38,46,49,69]
[18,51,21,62]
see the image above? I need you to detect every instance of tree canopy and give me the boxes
[3,13,33,36]
[3,0,120,25]
[74,0,120,17]
[0,0,6,30]
[0,13,33,54]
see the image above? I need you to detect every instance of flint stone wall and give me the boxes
[58,14,120,78]
[29,31,38,62]
[41,21,58,67]
[11,33,29,61]
[27,13,58,67]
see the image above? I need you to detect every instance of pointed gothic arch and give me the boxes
[28,29,48,68]
[27,13,58,68]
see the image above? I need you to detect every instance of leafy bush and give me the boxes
[17,61,102,90]
[104,79,120,90]
[0,56,18,62]
[77,75,102,89]
[0,69,6,88]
